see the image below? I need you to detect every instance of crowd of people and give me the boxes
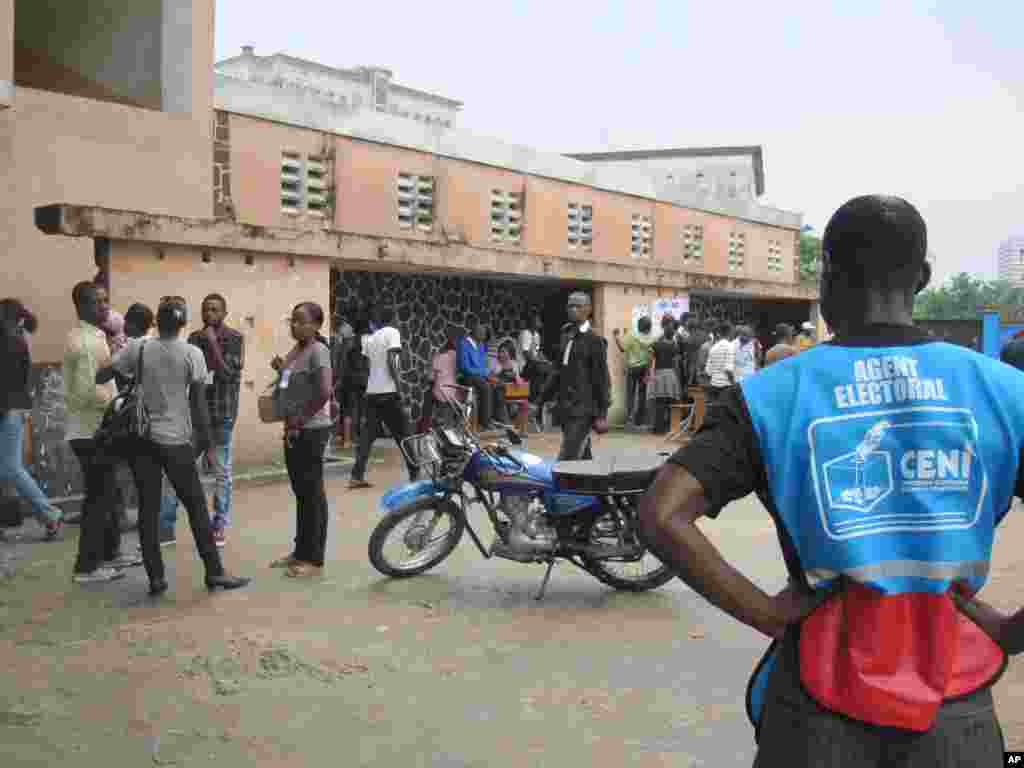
[6,195,1024,765]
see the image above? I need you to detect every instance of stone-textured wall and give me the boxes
[689,294,755,327]
[332,270,543,421]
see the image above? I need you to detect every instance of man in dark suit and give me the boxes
[541,292,610,461]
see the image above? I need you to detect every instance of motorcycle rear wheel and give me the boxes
[368,497,465,577]
[583,551,675,591]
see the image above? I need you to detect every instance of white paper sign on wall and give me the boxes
[652,295,690,330]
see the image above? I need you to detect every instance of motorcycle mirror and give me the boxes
[506,427,523,446]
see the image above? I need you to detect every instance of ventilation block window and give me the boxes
[305,157,328,217]
[398,173,435,232]
[567,203,593,252]
[767,239,783,272]
[728,232,746,272]
[683,224,704,264]
[280,152,303,215]
[631,215,652,258]
[490,189,523,244]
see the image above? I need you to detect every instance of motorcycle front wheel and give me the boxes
[368,497,466,577]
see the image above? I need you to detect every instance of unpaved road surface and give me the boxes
[2,432,1023,767]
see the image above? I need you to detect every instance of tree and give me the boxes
[799,227,821,284]
[913,273,1024,320]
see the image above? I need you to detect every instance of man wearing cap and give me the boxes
[540,292,610,461]
[796,321,816,352]
[640,195,1024,765]
[765,323,798,367]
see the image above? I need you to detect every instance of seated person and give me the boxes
[458,324,504,430]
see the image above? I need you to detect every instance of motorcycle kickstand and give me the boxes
[535,559,556,601]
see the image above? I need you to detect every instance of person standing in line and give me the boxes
[612,316,655,427]
[338,306,370,451]
[518,313,551,402]
[765,323,799,367]
[647,317,682,435]
[732,325,760,384]
[694,322,716,386]
[348,306,419,490]
[101,296,249,596]
[0,299,63,541]
[426,336,459,427]
[704,321,736,403]
[330,314,356,447]
[64,282,139,583]
[640,195,1021,767]
[266,302,334,578]
[1000,332,1024,372]
[539,292,610,461]
[797,321,817,352]
[183,293,244,549]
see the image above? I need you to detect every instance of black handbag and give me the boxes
[95,341,150,454]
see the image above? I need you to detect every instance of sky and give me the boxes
[214,0,1024,286]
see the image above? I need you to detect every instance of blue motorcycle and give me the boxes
[368,386,674,600]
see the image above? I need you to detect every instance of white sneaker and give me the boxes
[73,567,126,583]
[105,553,144,569]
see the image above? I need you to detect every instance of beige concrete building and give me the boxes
[4,0,815,500]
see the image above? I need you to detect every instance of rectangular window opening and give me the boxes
[398,173,435,232]
[490,189,523,244]
[631,215,652,259]
[568,203,593,252]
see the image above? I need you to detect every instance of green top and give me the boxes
[622,333,656,369]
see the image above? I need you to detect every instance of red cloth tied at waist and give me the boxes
[799,581,1006,732]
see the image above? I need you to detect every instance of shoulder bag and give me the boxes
[95,341,151,454]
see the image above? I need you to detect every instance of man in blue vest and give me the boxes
[639,195,1024,766]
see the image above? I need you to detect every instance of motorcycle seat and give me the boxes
[553,450,669,494]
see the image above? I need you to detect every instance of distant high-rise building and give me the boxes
[997,236,1024,287]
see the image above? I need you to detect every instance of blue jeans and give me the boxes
[160,421,235,531]
[0,410,60,525]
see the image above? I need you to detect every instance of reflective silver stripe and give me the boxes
[807,560,989,586]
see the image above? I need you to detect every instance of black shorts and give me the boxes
[753,628,1005,767]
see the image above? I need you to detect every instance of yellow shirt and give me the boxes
[63,320,116,441]
[797,336,815,353]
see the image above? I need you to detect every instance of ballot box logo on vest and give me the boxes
[809,407,987,540]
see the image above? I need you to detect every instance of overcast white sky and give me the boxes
[214,0,1023,286]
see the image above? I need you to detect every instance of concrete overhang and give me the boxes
[0,80,13,109]
[34,203,819,302]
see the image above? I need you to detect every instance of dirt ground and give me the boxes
[2,430,1023,767]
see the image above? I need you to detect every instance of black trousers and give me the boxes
[523,359,553,404]
[70,438,123,573]
[558,410,594,461]
[132,440,224,584]
[463,375,503,428]
[285,427,331,567]
[753,627,1005,767]
[352,393,419,481]
[626,366,649,424]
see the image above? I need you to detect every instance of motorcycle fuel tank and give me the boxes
[465,449,553,493]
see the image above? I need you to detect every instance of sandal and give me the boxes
[43,519,63,542]
[348,479,374,490]
[270,554,297,568]
[285,562,323,578]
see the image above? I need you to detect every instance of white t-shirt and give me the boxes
[705,339,736,388]
[363,326,402,395]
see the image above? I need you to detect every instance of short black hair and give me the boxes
[376,306,395,326]
[823,195,927,291]
[72,281,97,309]
[775,322,795,339]
[717,321,733,338]
[124,303,154,333]
[638,316,652,333]
[157,297,188,333]
[202,293,227,311]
